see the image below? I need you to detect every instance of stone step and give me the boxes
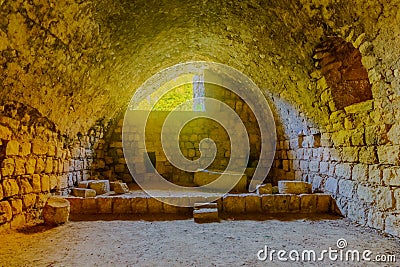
[72,188,96,198]
[193,208,219,223]
[194,202,217,210]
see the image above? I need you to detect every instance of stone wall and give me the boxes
[93,85,261,186]
[0,101,102,231]
[269,33,400,237]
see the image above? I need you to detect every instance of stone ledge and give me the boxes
[64,193,336,216]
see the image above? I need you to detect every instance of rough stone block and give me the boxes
[49,175,58,190]
[25,158,36,175]
[331,130,351,146]
[65,197,83,214]
[41,174,50,192]
[113,182,129,194]
[113,197,132,214]
[351,129,365,146]
[0,201,12,224]
[45,157,53,174]
[272,186,279,194]
[193,208,219,223]
[369,165,383,184]
[278,181,311,194]
[352,164,368,182]
[338,179,355,198]
[357,184,375,203]
[316,194,332,213]
[359,147,378,164]
[32,140,48,155]
[383,167,400,186]
[35,157,46,174]
[334,163,352,179]
[131,198,148,214]
[377,145,400,165]
[0,185,3,201]
[341,147,359,162]
[31,174,41,193]
[10,214,26,229]
[14,158,25,176]
[9,199,22,215]
[244,195,262,213]
[385,214,400,237]
[96,197,113,213]
[81,198,97,214]
[367,209,385,230]
[289,195,301,212]
[20,142,31,157]
[1,158,14,177]
[147,198,163,213]
[388,123,400,145]
[312,175,323,192]
[78,180,93,189]
[0,125,12,140]
[23,194,37,209]
[395,189,400,211]
[72,188,96,198]
[261,195,274,213]
[376,187,393,211]
[42,197,70,226]
[300,194,317,213]
[20,178,33,194]
[273,194,291,213]
[89,180,110,195]
[6,140,19,156]
[256,183,272,195]
[2,179,19,197]
[223,195,245,214]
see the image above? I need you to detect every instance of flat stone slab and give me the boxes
[72,188,96,198]
[89,180,110,195]
[193,208,219,223]
[278,181,312,194]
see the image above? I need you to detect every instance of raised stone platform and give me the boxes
[64,189,337,217]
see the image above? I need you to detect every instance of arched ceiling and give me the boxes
[0,0,399,135]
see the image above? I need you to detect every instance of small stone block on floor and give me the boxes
[72,188,96,198]
[78,180,93,189]
[256,184,273,195]
[42,197,70,226]
[89,180,110,195]
[113,182,129,194]
[193,208,219,223]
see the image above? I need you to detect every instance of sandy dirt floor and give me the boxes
[0,215,399,267]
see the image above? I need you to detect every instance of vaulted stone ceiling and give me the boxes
[0,0,399,136]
